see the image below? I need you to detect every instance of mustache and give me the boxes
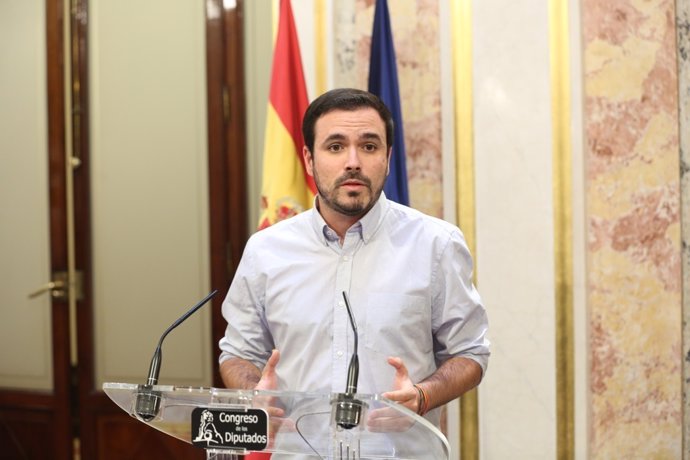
[334,172,372,188]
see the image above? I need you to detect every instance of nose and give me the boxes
[344,146,361,171]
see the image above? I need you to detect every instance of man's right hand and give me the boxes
[255,349,280,391]
[251,350,295,440]
[219,349,287,423]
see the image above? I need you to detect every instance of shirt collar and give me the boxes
[310,192,389,245]
[359,192,388,243]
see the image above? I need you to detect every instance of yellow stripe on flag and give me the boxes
[258,105,315,229]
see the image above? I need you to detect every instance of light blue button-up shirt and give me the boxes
[219,193,489,425]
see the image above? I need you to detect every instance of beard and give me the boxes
[314,170,384,217]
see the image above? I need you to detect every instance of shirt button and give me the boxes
[337,350,344,357]
[338,301,345,308]
[343,255,350,261]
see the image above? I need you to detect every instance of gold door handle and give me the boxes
[28,281,55,297]
[29,271,83,365]
[27,271,81,300]
[28,280,65,299]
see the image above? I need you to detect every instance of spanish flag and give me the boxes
[257,0,316,230]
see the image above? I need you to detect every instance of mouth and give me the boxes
[338,174,369,186]
[339,180,367,193]
[335,173,371,195]
[341,180,365,187]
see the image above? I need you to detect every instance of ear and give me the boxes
[303,146,314,177]
[386,147,392,177]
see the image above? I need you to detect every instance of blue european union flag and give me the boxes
[368,0,410,206]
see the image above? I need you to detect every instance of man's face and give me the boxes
[303,107,391,220]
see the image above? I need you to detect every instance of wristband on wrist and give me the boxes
[413,384,429,416]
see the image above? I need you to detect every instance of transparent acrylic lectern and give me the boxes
[103,383,450,459]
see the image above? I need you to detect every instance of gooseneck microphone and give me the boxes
[334,291,364,430]
[343,292,359,395]
[135,289,218,421]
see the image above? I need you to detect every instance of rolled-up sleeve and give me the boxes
[218,241,273,370]
[431,229,490,376]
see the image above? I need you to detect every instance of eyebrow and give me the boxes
[321,132,383,145]
[359,132,383,142]
[322,133,346,144]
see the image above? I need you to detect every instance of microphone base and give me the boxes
[135,385,161,422]
[332,393,366,430]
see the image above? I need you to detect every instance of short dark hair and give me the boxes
[301,88,394,154]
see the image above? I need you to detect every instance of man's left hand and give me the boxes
[379,356,418,412]
[366,356,419,432]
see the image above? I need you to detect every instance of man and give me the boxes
[219,88,489,429]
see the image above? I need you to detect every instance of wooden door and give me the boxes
[0,1,73,458]
[0,0,247,458]
[71,0,247,458]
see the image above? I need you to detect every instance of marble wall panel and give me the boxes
[582,0,682,457]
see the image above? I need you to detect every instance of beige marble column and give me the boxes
[678,0,690,457]
[582,0,682,457]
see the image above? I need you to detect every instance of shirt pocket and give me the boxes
[364,293,432,356]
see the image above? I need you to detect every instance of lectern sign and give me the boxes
[191,407,268,451]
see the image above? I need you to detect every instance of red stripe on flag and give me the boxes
[269,0,316,194]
